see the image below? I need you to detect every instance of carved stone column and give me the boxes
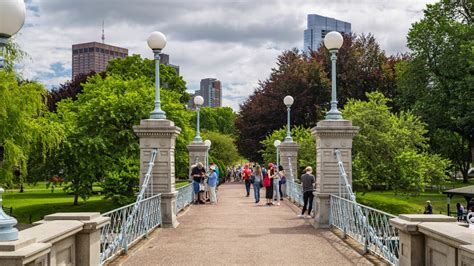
[311,119,358,228]
[134,119,181,228]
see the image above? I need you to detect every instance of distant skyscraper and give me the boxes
[72,42,128,78]
[304,14,351,53]
[189,78,222,109]
[159,53,180,75]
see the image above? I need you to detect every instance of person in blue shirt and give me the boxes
[208,165,218,204]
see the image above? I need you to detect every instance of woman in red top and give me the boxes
[242,164,252,197]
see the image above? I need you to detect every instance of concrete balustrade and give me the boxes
[0,212,109,266]
[390,214,474,266]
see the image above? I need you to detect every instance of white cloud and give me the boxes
[13,0,436,109]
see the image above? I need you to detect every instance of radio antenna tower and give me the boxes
[101,20,105,43]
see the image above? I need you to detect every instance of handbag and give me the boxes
[280,176,286,185]
[199,183,205,192]
[250,175,255,184]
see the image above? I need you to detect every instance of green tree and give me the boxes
[202,131,239,167]
[260,126,316,177]
[50,74,192,205]
[190,107,237,136]
[0,71,63,186]
[343,92,450,192]
[396,0,474,181]
[106,55,190,104]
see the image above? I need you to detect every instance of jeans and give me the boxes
[302,190,314,215]
[209,185,217,203]
[273,179,280,202]
[253,181,261,202]
[245,180,251,196]
[192,180,200,194]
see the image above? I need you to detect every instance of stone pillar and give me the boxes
[311,119,358,229]
[279,141,299,181]
[134,119,181,228]
[187,141,208,180]
[390,214,456,266]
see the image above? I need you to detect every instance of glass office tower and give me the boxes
[304,14,351,53]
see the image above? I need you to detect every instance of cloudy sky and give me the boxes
[14,0,435,110]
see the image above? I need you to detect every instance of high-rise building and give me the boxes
[72,42,128,78]
[159,53,180,75]
[188,78,222,109]
[304,14,351,53]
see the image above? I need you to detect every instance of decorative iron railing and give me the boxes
[286,179,304,206]
[330,149,399,265]
[100,194,162,264]
[176,183,194,212]
[330,195,399,265]
[100,149,160,264]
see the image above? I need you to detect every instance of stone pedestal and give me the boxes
[133,119,181,228]
[187,141,208,179]
[311,119,358,229]
[279,141,299,181]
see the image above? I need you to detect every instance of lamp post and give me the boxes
[323,31,344,120]
[273,140,281,167]
[193,95,204,142]
[0,0,25,70]
[204,139,211,170]
[283,95,294,142]
[0,0,26,242]
[147,31,167,119]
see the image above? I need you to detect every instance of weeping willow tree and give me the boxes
[0,70,64,186]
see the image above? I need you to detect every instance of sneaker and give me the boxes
[297,214,304,218]
[306,215,312,219]
[277,203,280,206]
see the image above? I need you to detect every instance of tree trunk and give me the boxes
[73,193,79,206]
[463,168,469,183]
[470,139,474,165]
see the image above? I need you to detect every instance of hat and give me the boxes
[268,162,273,168]
[210,165,216,171]
[305,166,313,173]
[426,200,431,204]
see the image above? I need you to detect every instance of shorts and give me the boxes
[192,180,200,194]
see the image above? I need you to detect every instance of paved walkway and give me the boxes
[115,183,374,265]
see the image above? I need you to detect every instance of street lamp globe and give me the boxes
[0,0,26,38]
[147,31,167,51]
[284,95,294,107]
[324,31,343,51]
[205,139,212,147]
[273,139,281,148]
[194,95,204,106]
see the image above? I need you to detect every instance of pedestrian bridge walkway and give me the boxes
[112,184,375,265]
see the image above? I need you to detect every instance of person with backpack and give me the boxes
[251,164,263,204]
[298,166,315,218]
[242,164,252,197]
[278,165,286,201]
[264,163,273,205]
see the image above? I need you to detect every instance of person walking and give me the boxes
[208,165,218,204]
[264,163,273,205]
[252,164,263,204]
[270,165,280,205]
[456,202,465,221]
[242,164,252,197]
[298,166,315,218]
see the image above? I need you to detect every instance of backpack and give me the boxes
[263,174,271,187]
[280,176,286,185]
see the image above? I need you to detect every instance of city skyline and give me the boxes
[15,0,436,110]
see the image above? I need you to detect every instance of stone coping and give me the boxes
[418,222,474,248]
[0,237,36,252]
[20,220,83,244]
[399,214,456,222]
[0,242,50,263]
[44,212,100,221]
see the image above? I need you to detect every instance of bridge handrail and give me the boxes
[100,149,160,263]
[331,149,399,265]
[176,183,194,212]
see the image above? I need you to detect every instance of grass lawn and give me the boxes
[3,180,191,224]
[356,191,466,216]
